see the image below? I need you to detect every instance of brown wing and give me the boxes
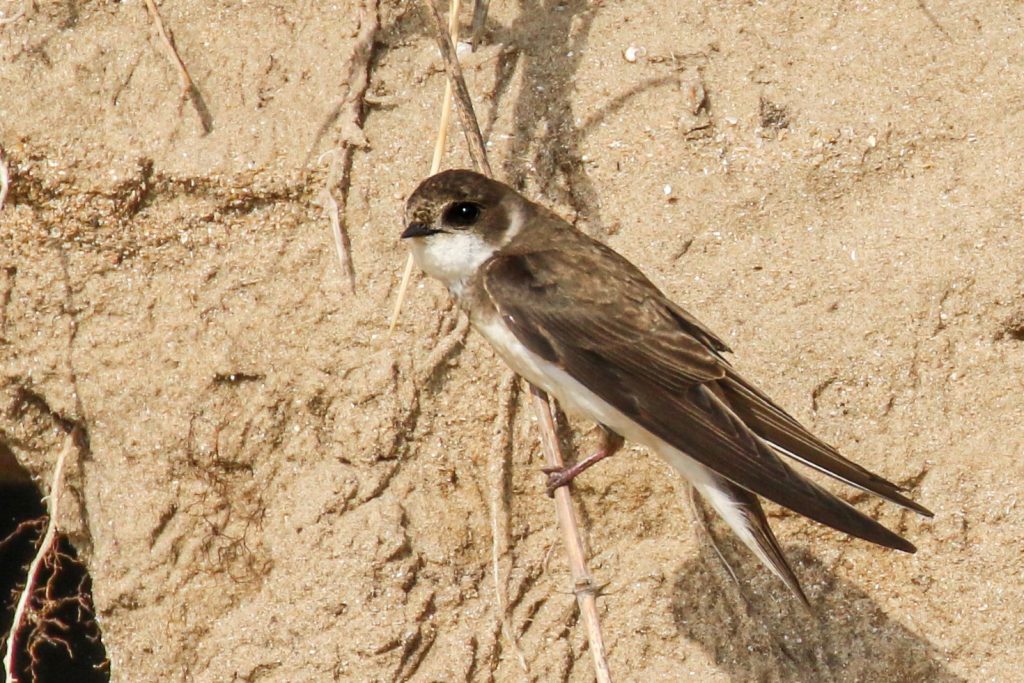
[719,373,933,516]
[484,248,920,552]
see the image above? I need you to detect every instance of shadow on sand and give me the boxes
[672,538,962,682]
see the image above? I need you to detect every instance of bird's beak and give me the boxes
[401,222,441,239]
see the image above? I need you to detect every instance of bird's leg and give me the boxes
[543,426,625,497]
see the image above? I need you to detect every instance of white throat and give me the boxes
[408,202,526,298]
[409,231,498,298]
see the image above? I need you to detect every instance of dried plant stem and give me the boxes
[402,2,530,670]
[389,0,461,333]
[389,253,417,334]
[143,0,212,133]
[2,430,78,683]
[429,0,460,176]
[530,388,612,683]
[470,0,490,48]
[319,151,356,294]
[423,0,491,176]
[319,0,380,295]
[421,0,612,678]
[0,145,9,211]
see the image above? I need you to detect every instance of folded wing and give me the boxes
[484,246,929,552]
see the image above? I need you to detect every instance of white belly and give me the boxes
[475,316,718,489]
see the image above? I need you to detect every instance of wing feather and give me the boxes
[720,374,933,517]
[484,249,922,551]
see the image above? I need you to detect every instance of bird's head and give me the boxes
[402,169,526,289]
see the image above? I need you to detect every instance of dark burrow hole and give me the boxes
[0,443,109,682]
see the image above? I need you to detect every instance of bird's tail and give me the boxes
[719,374,933,518]
[693,472,811,609]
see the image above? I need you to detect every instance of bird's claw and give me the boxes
[542,465,575,497]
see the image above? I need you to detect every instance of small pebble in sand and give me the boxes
[623,46,646,63]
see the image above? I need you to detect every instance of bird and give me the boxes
[400,168,932,604]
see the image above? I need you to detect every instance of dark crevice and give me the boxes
[0,447,109,683]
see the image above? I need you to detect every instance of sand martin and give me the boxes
[401,168,931,603]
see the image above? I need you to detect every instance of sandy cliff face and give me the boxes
[2,1,1022,681]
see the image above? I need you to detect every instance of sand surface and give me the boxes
[2,1,1023,681]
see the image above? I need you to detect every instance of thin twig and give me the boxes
[306,0,379,162]
[315,0,380,295]
[429,0,460,176]
[0,145,9,211]
[3,429,79,683]
[530,388,612,683]
[143,0,213,133]
[388,0,461,333]
[420,2,612,677]
[389,257,417,333]
[423,0,491,177]
[470,0,490,49]
[319,151,357,294]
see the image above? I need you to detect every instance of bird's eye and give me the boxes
[443,201,482,228]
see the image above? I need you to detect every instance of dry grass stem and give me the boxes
[2,429,79,683]
[143,0,212,133]
[530,388,612,683]
[429,0,460,176]
[389,0,461,333]
[424,0,491,176]
[0,145,9,211]
[389,258,417,333]
[418,1,613,677]
[306,0,379,162]
[319,151,356,294]
[316,0,380,295]
[470,0,490,48]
